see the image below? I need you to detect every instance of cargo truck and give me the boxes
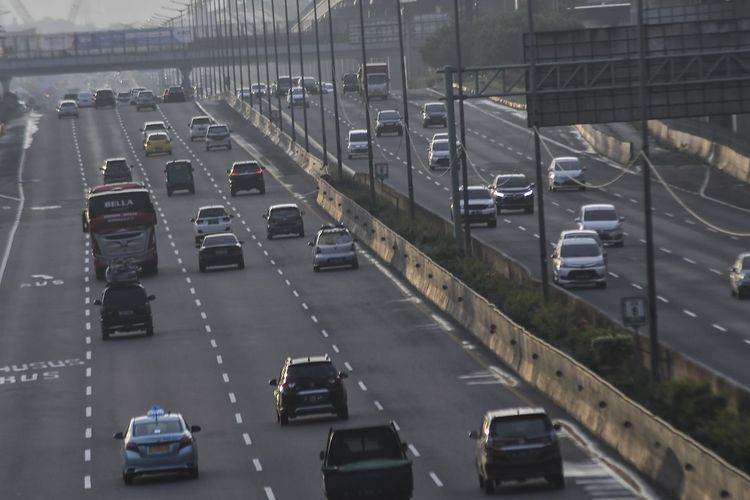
[357,62,389,100]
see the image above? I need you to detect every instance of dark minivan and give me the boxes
[165,159,195,195]
[95,282,155,340]
[95,88,116,108]
[263,203,305,239]
[342,73,358,93]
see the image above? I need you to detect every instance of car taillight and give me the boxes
[230,172,238,177]
[281,382,296,392]
[179,436,193,449]
[255,169,263,175]
[222,217,230,222]
[148,230,155,249]
[125,441,139,452]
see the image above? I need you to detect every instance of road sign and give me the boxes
[621,296,647,328]
[375,161,389,181]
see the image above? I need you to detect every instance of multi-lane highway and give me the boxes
[0,92,662,498]
[223,83,750,389]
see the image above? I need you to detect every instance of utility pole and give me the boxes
[357,0,375,206]
[313,0,328,166]
[396,0,414,219]
[327,0,344,179]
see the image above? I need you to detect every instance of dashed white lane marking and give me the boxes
[344,362,353,371]
[243,433,252,446]
[253,458,263,472]
[84,449,91,462]
[429,472,444,487]
[332,344,340,353]
[201,312,207,319]
[709,268,722,275]
[608,272,619,278]
[631,283,643,290]
[408,444,421,457]
[85,386,91,396]
[657,295,669,304]
[302,302,309,310]
[216,355,223,365]
[264,486,276,500]
[84,476,91,490]
[235,413,243,424]
[195,299,202,306]
[228,392,236,403]
[85,406,92,417]
[292,290,299,297]
[431,314,454,331]
[86,367,91,377]
[683,309,697,318]
[210,339,218,348]
[85,428,92,439]
[745,340,750,346]
[683,257,696,264]
[222,373,230,383]
[712,324,727,332]
[358,381,368,391]
[311,315,318,323]
[205,325,212,333]
[659,247,672,254]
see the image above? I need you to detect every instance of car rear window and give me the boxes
[432,141,449,151]
[103,287,146,307]
[349,132,368,142]
[490,415,551,440]
[560,243,601,258]
[555,159,581,171]
[327,427,402,466]
[198,207,227,218]
[203,235,237,246]
[464,188,492,200]
[233,163,259,173]
[287,362,337,380]
[269,207,299,219]
[209,126,228,134]
[148,133,168,141]
[584,209,616,221]
[425,103,444,113]
[318,231,352,245]
[192,117,211,125]
[106,160,129,171]
[379,111,399,121]
[133,418,182,436]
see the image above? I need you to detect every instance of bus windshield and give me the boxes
[88,191,153,219]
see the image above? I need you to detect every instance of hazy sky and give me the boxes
[0,0,172,28]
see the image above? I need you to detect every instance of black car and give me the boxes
[269,355,348,425]
[163,86,186,103]
[421,102,447,128]
[275,76,293,97]
[342,73,358,93]
[101,158,133,184]
[198,233,244,271]
[375,109,403,137]
[263,203,305,239]
[228,161,265,195]
[94,88,116,108]
[489,173,535,214]
[165,160,195,196]
[470,407,564,493]
[94,280,155,340]
[297,76,320,94]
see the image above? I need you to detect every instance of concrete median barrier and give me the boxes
[576,124,634,166]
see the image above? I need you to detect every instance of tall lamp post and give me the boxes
[312,0,327,167]
[357,0,375,205]
[326,0,343,179]
[283,0,296,142]
[396,0,414,219]
[295,0,309,151]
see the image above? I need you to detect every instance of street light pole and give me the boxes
[453,0,471,254]
[326,0,343,179]
[240,0,254,107]
[357,0,375,206]
[283,0,296,142]
[313,0,327,167]
[250,0,264,115]
[270,0,283,128]
[396,0,414,219]
[296,0,309,151]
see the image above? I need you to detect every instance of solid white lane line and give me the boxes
[264,487,276,500]
[243,433,252,445]
[429,472,444,487]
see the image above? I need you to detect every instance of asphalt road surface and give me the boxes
[0,97,664,499]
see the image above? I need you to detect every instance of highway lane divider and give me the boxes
[212,92,750,498]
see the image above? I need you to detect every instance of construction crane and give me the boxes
[7,0,33,25]
[67,0,84,24]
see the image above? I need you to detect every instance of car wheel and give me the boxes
[189,467,199,479]
[228,144,232,150]
[548,473,565,489]
[488,219,497,228]
[238,259,245,269]
[167,188,173,197]
[123,473,134,485]
[206,146,210,151]
[146,322,154,337]
[102,328,110,341]
[525,206,534,214]
[596,281,607,289]
[313,265,320,272]
[483,478,495,494]
[351,260,359,270]
[189,187,195,194]
[579,185,586,191]
[616,241,624,248]
[230,189,236,197]
[267,232,273,240]
[95,267,105,280]
[299,229,305,238]
[279,412,289,426]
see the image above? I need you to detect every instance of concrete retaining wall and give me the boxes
[316,178,750,500]
[215,94,750,498]
[576,124,634,166]
[649,120,750,184]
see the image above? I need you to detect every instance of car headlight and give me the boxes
[494,192,505,198]
[486,203,495,210]
[523,189,534,197]
[739,273,746,280]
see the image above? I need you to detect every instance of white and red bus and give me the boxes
[82,182,158,279]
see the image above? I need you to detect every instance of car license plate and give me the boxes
[208,220,218,225]
[149,443,170,455]
[119,310,134,316]
[304,394,324,403]
[215,249,228,255]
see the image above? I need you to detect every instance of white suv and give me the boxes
[189,116,213,141]
[140,120,170,138]
[191,205,234,244]
[346,129,369,159]
[205,124,231,151]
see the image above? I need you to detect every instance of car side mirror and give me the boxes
[190,218,196,222]
[268,379,277,386]
[468,430,479,439]
[308,241,314,246]
[227,169,231,173]
[147,294,156,301]
[401,443,409,453]
[319,450,325,460]
[574,217,581,222]
[553,423,562,432]
[239,241,244,245]
[529,182,535,188]
[94,299,102,306]
[338,371,348,379]
[190,425,202,433]
[300,210,305,215]
[229,214,235,218]
[262,214,267,219]
[113,431,124,440]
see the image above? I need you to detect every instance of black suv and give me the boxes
[421,102,447,128]
[269,355,348,425]
[228,161,265,195]
[489,173,535,214]
[163,86,186,103]
[342,73,358,93]
[375,109,403,137]
[94,88,116,108]
[101,158,133,184]
[263,203,305,239]
[470,407,564,493]
[165,159,195,196]
[94,274,155,340]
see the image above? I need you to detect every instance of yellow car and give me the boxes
[144,132,172,156]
